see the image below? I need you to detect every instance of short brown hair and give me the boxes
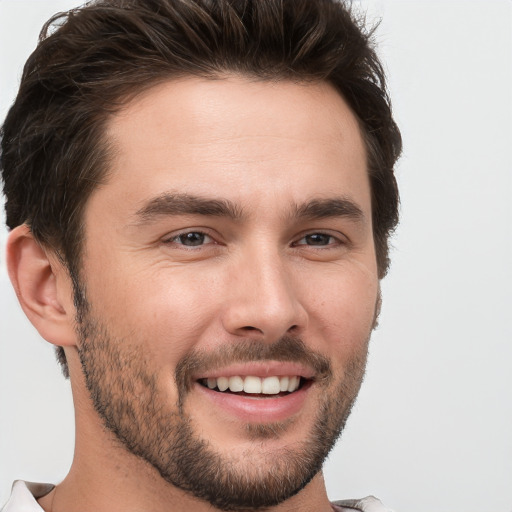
[1,0,402,375]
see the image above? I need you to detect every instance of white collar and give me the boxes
[1,481,54,512]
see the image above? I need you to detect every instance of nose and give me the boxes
[221,250,308,341]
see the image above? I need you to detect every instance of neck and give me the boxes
[38,359,334,512]
[39,459,333,512]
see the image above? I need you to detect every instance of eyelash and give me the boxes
[293,232,343,248]
[163,230,215,248]
[162,230,345,249]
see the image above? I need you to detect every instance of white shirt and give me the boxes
[1,480,394,512]
[1,481,54,512]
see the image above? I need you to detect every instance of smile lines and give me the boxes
[200,375,302,395]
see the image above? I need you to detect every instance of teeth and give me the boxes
[217,376,229,391]
[261,376,281,394]
[228,376,244,392]
[287,376,299,393]
[203,375,302,395]
[244,376,262,394]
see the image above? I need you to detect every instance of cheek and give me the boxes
[306,264,378,357]
[83,259,224,360]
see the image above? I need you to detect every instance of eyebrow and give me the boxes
[133,193,365,225]
[292,197,365,223]
[134,193,245,223]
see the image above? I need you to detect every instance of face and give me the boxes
[76,77,379,510]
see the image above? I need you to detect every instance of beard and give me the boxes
[76,310,369,511]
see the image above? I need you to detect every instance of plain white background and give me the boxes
[1,1,511,510]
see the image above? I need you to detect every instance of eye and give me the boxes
[294,233,340,247]
[166,231,214,247]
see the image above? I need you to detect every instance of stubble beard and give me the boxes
[76,309,370,511]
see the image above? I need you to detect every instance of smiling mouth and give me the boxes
[198,375,309,397]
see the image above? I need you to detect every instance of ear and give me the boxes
[6,224,78,347]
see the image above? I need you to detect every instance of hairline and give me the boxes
[40,72,380,276]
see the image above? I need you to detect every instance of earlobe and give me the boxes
[6,224,77,347]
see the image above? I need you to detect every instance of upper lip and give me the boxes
[193,361,316,381]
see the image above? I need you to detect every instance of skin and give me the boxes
[7,76,379,512]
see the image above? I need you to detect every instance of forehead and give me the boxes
[94,76,369,220]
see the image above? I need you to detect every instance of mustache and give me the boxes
[175,335,333,398]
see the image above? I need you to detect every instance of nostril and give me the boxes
[239,324,299,336]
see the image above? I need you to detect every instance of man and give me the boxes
[0,0,401,511]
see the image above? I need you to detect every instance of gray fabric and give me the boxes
[333,495,393,512]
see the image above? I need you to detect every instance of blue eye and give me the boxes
[170,231,212,247]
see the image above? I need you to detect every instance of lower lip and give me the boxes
[195,381,311,423]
